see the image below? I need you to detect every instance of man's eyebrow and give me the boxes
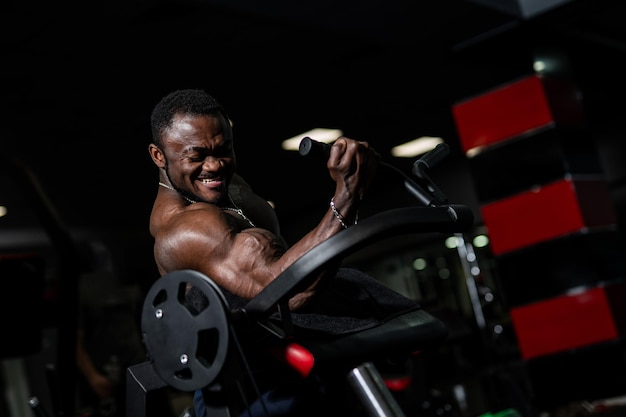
[183,143,230,153]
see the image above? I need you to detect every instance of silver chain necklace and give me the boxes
[159,181,196,204]
[221,207,256,228]
[158,182,256,228]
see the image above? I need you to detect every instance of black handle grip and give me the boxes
[412,142,450,178]
[299,137,331,159]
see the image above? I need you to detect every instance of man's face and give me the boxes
[161,112,236,205]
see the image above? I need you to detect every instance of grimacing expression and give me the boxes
[161,112,236,204]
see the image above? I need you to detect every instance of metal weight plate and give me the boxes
[141,269,231,392]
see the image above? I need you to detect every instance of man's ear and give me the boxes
[148,144,166,168]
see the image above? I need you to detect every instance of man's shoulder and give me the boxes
[151,200,226,240]
[151,202,232,271]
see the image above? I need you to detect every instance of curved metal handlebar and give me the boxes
[242,204,474,318]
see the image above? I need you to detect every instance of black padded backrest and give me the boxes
[288,308,448,375]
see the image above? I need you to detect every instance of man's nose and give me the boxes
[202,156,224,169]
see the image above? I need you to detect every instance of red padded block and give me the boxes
[510,287,618,360]
[481,178,617,256]
[452,75,554,153]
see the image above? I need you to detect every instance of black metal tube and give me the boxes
[346,362,406,417]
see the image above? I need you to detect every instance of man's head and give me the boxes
[150,89,229,147]
[148,89,236,205]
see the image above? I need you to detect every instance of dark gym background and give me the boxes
[2,0,626,416]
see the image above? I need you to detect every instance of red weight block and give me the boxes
[481,177,617,256]
[510,286,618,360]
[452,75,585,154]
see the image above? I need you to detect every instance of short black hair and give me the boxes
[150,89,228,147]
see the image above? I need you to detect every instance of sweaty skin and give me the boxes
[148,113,378,310]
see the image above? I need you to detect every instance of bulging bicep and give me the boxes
[158,222,286,299]
[210,228,287,298]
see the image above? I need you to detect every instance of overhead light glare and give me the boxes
[533,60,547,73]
[465,145,485,158]
[445,235,459,249]
[412,257,427,271]
[0,206,6,218]
[391,136,444,158]
[473,234,489,248]
[282,128,343,151]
